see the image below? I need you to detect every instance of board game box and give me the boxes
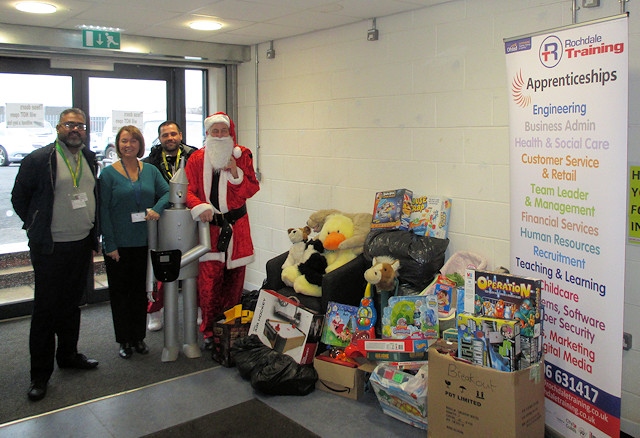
[409,195,452,238]
[464,270,542,338]
[371,189,413,230]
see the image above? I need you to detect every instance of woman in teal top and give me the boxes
[100,125,169,359]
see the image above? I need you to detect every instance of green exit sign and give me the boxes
[82,30,120,50]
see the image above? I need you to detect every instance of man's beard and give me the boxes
[205,136,234,171]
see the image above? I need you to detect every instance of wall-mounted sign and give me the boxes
[82,30,120,50]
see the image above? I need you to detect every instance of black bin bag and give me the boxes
[364,229,449,291]
[231,335,318,396]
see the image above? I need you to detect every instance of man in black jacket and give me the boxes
[143,120,198,331]
[11,108,100,402]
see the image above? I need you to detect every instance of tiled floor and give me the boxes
[0,365,424,438]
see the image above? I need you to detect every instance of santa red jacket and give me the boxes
[185,145,260,268]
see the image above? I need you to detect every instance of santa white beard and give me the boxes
[205,135,234,171]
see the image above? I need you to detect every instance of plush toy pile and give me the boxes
[281,210,371,297]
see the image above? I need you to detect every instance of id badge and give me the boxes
[131,212,146,223]
[71,192,88,209]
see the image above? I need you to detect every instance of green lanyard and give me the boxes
[56,141,83,188]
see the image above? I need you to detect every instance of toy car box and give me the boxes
[409,195,452,238]
[321,301,358,348]
[313,351,376,401]
[464,270,542,338]
[381,295,439,340]
[370,362,429,430]
[427,347,545,437]
[457,313,522,372]
[371,189,413,230]
[248,289,324,365]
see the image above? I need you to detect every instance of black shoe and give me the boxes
[134,341,149,354]
[119,343,133,359]
[202,337,214,351]
[27,380,47,401]
[58,353,99,369]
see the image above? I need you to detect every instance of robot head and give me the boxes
[169,157,188,208]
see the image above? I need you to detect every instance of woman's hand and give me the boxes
[145,209,160,221]
[107,250,120,262]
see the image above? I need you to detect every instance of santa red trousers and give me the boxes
[147,282,164,313]
[198,260,246,339]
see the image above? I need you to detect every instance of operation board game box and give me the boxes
[409,195,452,238]
[249,289,324,364]
[464,270,542,338]
[428,347,545,437]
[371,189,413,230]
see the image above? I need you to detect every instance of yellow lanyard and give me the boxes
[161,148,181,179]
[56,141,83,188]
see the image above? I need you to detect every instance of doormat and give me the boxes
[143,398,321,438]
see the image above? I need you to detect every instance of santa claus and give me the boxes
[185,112,260,349]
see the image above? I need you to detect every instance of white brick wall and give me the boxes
[237,1,640,435]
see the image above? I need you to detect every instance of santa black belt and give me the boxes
[211,204,247,227]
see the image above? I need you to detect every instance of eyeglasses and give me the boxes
[62,122,87,131]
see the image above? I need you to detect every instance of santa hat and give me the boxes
[204,112,236,143]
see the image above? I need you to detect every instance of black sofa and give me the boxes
[263,251,369,314]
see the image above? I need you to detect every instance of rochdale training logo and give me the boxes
[511,69,531,108]
[539,35,563,68]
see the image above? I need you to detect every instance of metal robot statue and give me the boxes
[147,159,211,362]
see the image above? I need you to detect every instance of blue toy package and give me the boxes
[381,295,438,340]
[371,189,413,230]
[321,301,358,348]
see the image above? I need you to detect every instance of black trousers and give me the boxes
[29,236,92,382]
[104,246,148,345]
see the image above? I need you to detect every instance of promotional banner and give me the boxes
[505,15,628,437]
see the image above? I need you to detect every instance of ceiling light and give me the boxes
[15,2,56,14]
[76,24,124,33]
[189,21,222,31]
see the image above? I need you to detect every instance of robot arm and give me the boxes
[180,220,212,266]
[146,218,159,299]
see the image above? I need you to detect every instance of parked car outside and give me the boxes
[0,121,57,166]
[93,114,204,163]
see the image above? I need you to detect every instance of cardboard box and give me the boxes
[371,189,413,230]
[248,289,324,364]
[409,195,452,238]
[370,362,429,429]
[313,351,376,400]
[427,348,545,438]
[211,319,250,367]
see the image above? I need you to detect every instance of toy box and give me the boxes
[457,313,522,372]
[464,270,542,338]
[428,347,545,437]
[433,275,457,315]
[321,301,358,348]
[314,351,376,401]
[409,195,452,238]
[370,362,429,430]
[371,189,413,230]
[248,289,324,365]
[381,295,438,340]
[211,319,251,367]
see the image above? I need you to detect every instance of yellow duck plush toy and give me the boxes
[281,213,359,297]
